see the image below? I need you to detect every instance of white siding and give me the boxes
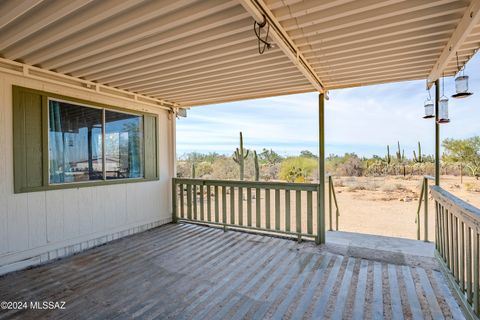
[0,70,174,274]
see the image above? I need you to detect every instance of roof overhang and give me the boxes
[0,0,479,107]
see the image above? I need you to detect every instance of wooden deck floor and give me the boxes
[0,223,464,320]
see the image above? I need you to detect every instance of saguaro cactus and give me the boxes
[191,163,196,178]
[386,145,391,165]
[254,150,260,181]
[396,141,403,161]
[232,132,249,180]
[413,141,423,163]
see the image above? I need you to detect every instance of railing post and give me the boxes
[424,178,428,242]
[316,184,322,245]
[328,176,333,231]
[333,186,339,231]
[172,178,177,223]
[416,181,424,240]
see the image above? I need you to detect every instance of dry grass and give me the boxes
[465,181,480,192]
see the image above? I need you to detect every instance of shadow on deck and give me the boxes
[0,223,464,319]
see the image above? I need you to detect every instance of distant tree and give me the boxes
[443,136,480,181]
[258,148,283,165]
[299,150,318,159]
[181,152,221,163]
[335,153,363,176]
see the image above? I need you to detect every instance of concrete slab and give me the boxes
[326,231,435,257]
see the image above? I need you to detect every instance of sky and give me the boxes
[176,53,480,159]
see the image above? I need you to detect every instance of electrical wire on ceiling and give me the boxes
[254,15,271,54]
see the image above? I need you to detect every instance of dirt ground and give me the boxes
[332,175,480,240]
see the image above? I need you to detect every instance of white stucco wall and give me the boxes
[0,70,175,275]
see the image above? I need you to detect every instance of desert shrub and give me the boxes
[347,183,366,192]
[261,163,280,181]
[395,183,406,190]
[176,161,191,178]
[465,182,480,192]
[345,180,378,191]
[211,158,238,180]
[364,181,380,191]
[333,178,345,187]
[196,161,213,177]
[335,155,364,176]
[364,159,385,176]
[279,157,317,182]
[381,183,405,192]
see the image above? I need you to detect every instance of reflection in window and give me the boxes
[49,100,103,183]
[48,99,144,184]
[105,111,143,179]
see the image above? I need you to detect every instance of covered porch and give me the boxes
[0,223,463,319]
[1,0,480,319]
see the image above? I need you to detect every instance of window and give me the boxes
[13,86,158,193]
[104,110,143,180]
[49,100,104,183]
[48,100,144,184]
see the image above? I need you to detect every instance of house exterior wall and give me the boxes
[0,70,174,275]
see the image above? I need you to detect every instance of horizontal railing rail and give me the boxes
[172,178,323,242]
[432,185,480,319]
[415,175,435,241]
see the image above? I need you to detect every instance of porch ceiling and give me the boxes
[264,0,480,89]
[0,0,479,107]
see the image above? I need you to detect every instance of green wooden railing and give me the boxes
[415,175,435,241]
[172,178,325,243]
[432,185,480,319]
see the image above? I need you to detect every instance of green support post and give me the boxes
[317,93,326,245]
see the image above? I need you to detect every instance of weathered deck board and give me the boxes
[0,223,464,320]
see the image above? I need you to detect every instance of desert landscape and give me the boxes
[178,175,480,242]
[177,135,480,241]
[329,175,480,240]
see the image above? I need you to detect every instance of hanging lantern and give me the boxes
[438,95,450,123]
[423,99,434,119]
[452,52,473,98]
[452,75,473,98]
[423,84,434,119]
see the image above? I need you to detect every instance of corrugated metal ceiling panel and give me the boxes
[0,0,479,106]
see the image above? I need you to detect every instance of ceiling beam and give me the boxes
[111,51,288,88]
[428,0,480,86]
[175,84,313,105]
[238,0,325,92]
[131,64,298,93]
[145,73,306,97]
[179,85,313,107]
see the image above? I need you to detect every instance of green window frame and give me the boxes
[13,86,159,193]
